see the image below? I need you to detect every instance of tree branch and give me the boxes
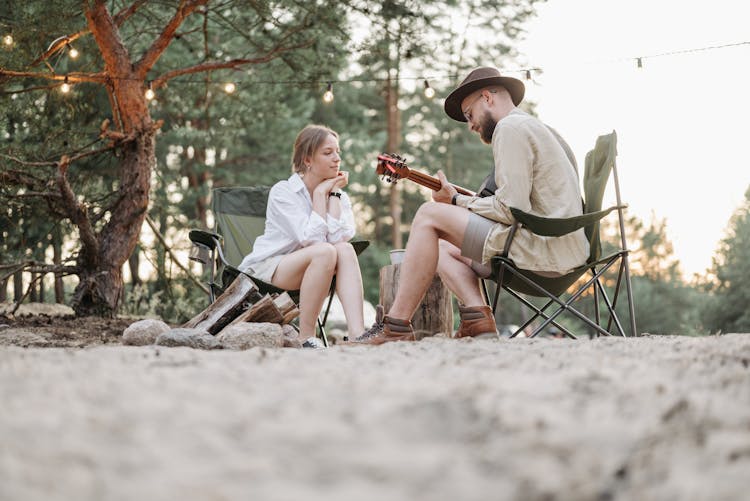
[25,2,144,69]
[144,215,209,294]
[135,0,209,78]
[56,155,99,267]
[113,0,150,26]
[0,69,107,85]
[151,40,313,87]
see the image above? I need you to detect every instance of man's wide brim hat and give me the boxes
[444,67,525,122]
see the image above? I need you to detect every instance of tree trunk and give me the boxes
[69,3,157,317]
[386,73,402,249]
[71,132,154,317]
[53,228,64,303]
[128,244,141,289]
[13,270,23,302]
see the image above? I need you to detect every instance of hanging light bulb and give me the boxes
[423,79,435,99]
[2,34,13,47]
[60,76,71,94]
[223,82,236,94]
[145,81,155,101]
[67,42,79,59]
[323,82,334,103]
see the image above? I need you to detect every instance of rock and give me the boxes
[217,322,283,350]
[281,324,302,348]
[155,328,220,349]
[122,319,171,346]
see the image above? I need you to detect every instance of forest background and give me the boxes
[2,0,749,336]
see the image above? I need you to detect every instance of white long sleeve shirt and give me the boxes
[238,173,356,271]
[454,109,589,273]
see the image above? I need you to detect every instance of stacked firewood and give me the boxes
[182,274,299,336]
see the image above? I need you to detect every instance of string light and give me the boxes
[66,42,79,59]
[223,82,236,94]
[2,34,13,47]
[60,76,71,94]
[144,81,155,100]
[423,79,435,99]
[323,82,334,103]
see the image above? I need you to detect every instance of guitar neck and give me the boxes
[407,170,475,196]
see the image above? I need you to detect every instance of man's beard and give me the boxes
[479,112,497,145]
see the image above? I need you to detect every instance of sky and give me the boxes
[516,0,750,278]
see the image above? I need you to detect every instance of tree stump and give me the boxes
[379,264,453,338]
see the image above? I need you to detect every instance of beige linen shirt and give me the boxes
[455,109,589,274]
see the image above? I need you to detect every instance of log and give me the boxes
[379,264,453,339]
[229,293,283,325]
[182,274,261,335]
[273,293,299,324]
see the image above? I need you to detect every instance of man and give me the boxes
[357,67,589,344]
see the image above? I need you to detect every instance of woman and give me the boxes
[238,125,365,348]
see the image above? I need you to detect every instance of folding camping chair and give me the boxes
[188,186,369,346]
[481,131,637,339]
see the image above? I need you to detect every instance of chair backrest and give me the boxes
[582,131,618,262]
[211,186,270,266]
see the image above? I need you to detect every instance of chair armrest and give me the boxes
[189,229,222,250]
[509,205,625,237]
[351,239,370,256]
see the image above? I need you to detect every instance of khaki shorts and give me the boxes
[460,212,495,278]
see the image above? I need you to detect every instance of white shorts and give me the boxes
[244,254,284,283]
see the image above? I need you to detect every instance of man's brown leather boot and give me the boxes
[455,305,498,339]
[355,306,416,345]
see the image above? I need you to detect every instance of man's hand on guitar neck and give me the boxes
[432,170,459,205]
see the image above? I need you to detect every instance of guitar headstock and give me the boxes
[376,153,411,183]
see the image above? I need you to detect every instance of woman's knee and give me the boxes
[309,242,338,269]
[333,241,356,259]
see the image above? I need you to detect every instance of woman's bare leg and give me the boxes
[333,242,365,337]
[271,243,337,338]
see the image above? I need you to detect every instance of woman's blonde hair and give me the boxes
[291,124,338,174]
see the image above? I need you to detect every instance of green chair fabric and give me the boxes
[212,187,269,268]
[485,131,637,338]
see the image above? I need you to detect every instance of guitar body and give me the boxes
[376,153,475,196]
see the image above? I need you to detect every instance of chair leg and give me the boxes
[317,281,336,347]
[317,318,329,347]
[592,267,600,339]
[481,279,491,306]
[622,253,638,337]
[491,263,507,316]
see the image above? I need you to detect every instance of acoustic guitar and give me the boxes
[376,153,476,196]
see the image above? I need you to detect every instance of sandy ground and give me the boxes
[1,334,749,501]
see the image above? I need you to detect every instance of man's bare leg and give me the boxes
[387,202,471,321]
[436,240,486,306]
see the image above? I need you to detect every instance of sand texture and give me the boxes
[1,334,749,501]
